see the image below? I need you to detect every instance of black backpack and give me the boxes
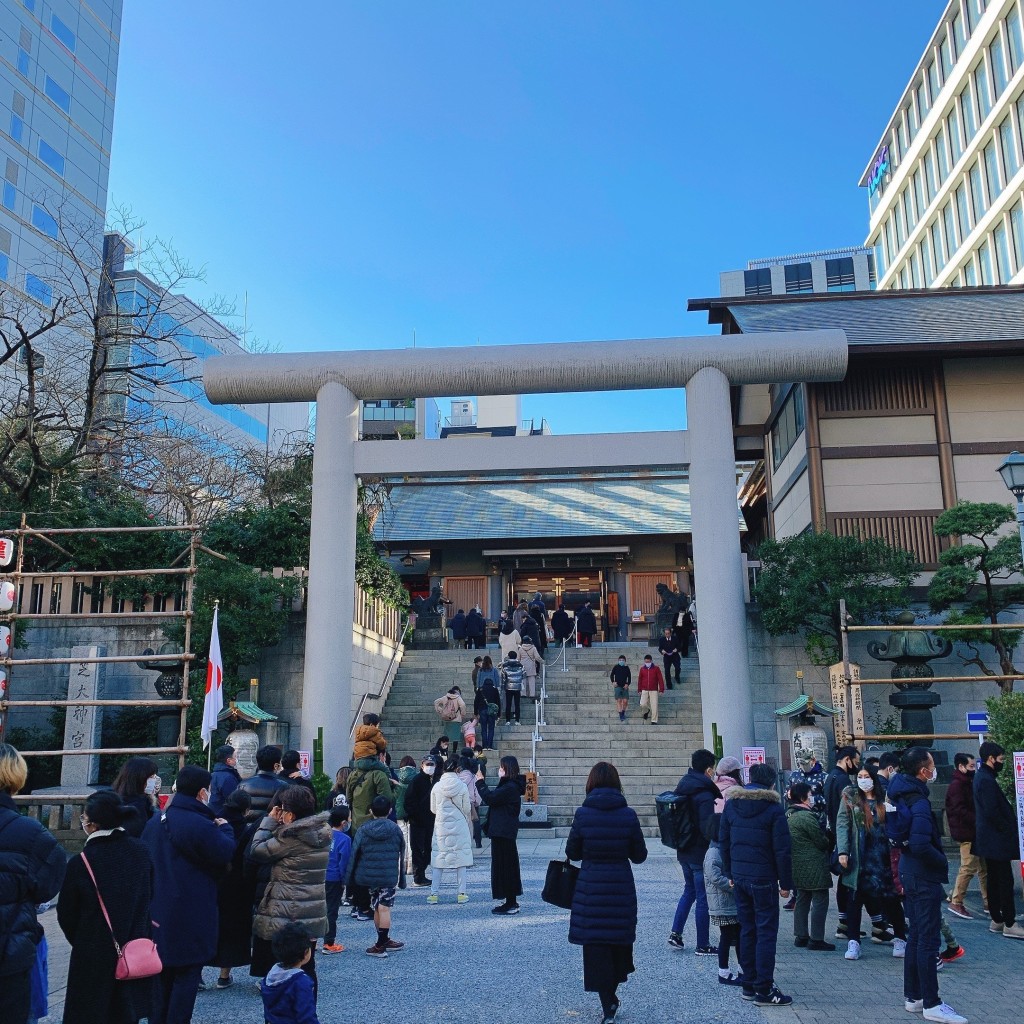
[655,791,696,851]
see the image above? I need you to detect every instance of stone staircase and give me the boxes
[379,644,705,837]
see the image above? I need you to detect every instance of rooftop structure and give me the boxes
[720,246,876,297]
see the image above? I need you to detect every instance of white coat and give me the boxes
[498,629,521,661]
[430,771,474,870]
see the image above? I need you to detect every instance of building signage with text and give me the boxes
[868,145,890,197]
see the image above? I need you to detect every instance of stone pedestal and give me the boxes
[410,613,447,649]
[61,645,104,788]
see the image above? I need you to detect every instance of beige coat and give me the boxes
[517,641,542,679]
[430,771,474,870]
[249,812,333,940]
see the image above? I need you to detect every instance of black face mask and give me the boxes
[994,759,1006,774]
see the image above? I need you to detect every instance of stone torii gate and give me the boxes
[205,331,847,772]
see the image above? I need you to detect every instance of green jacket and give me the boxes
[346,757,395,833]
[786,805,832,891]
[393,764,418,820]
[835,786,871,891]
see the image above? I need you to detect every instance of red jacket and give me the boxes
[944,767,976,844]
[637,664,665,693]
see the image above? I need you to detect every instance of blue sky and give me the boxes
[109,2,937,434]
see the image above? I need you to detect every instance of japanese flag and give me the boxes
[201,605,224,749]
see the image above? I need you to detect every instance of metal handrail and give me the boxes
[530,658,547,774]
[348,616,411,738]
[546,618,578,673]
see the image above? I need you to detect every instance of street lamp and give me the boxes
[996,450,1024,567]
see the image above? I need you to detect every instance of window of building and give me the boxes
[975,60,992,121]
[991,36,1009,97]
[1009,5,1024,72]
[1011,198,1024,265]
[903,185,918,230]
[743,268,772,295]
[995,218,1014,280]
[909,249,923,287]
[825,256,856,291]
[941,29,955,78]
[884,218,896,261]
[51,15,76,52]
[25,273,52,305]
[23,0,35,11]
[897,117,908,158]
[907,99,920,138]
[924,148,937,201]
[927,59,940,103]
[984,138,1002,199]
[936,125,951,178]
[770,387,805,467]
[966,0,986,32]
[867,251,877,286]
[9,113,24,145]
[961,81,978,139]
[900,264,911,288]
[921,234,935,285]
[44,76,71,114]
[952,9,967,58]
[783,262,813,293]
[956,180,974,237]
[963,255,979,285]
[2,181,16,211]
[37,139,64,176]
[17,48,29,77]
[944,197,960,252]
[978,238,995,283]
[916,79,930,123]
[1000,114,1019,178]
[913,167,927,216]
[0,253,8,281]
[31,204,57,239]
[969,160,987,220]
[932,217,947,269]
[948,105,964,162]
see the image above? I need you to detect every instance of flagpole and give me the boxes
[205,599,221,771]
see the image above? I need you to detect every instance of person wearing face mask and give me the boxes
[835,766,906,960]
[474,663,502,749]
[637,654,665,725]
[823,745,860,939]
[477,756,526,914]
[943,753,987,920]
[973,741,1024,939]
[209,744,241,817]
[610,656,631,722]
[886,748,966,1024]
[404,756,438,886]
[142,765,235,1024]
[111,756,162,838]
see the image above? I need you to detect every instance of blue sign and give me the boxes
[868,145,890,197]
[966,712,989,734]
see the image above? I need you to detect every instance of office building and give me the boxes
[0,0,122,303]
[863,0,1024,289]
[439,396,550,438]
[360,398,441,440]
[719,246,876,297]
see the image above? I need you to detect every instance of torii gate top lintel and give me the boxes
[203,330,848,406]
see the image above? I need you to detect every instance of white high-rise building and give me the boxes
[863,0,1024,289]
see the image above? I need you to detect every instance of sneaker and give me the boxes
[215,977,233,989]
[410,878,430,888]
[946,902,971,920]
[505,902,520,915]
[667,932,685,949]
[935,956,944,972]
[871,926,895,944]
[321,943,345,954]
[718,972,744,986]
[1004,923,1024,940]
[383,939,404,951]
[807,939,836,951]
[365,944,389,958]
[939,944,964,962]
[921,1003,968,1024]
[794,936,809,948]
[492,901,520,915]
[989,921,1005,933]
[354,911,373,921]
[905,999,924,1013]
[754,986,793,1007]
[695,945,718,956]
[892,938,907,958]
[349,908,360,918]
[741,988,757,1001]
[844,940,861,960]
[426,894,439,905]
[457,893,469,904]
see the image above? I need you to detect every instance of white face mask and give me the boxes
[423,765,435,776]
[145,776,161,796]
[644,661,652,668]
[927,767,938,784]
[857,777,874,793]
[199,789,210,806]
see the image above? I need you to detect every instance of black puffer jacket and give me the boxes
[0,792,67,976]
[973,762,1017,860]
[673,768,721,866]
[476,775,526,839]
[238,770,289,821]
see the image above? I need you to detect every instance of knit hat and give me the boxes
[716,756,741,775]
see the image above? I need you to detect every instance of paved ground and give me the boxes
[39,840,1019,1024]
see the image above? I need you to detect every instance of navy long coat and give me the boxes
[565,787,647,947]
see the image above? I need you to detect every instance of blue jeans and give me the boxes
[903,874,943,1009]
[733,879,780,993]
[671,858,710,948]
[480,708,496,747]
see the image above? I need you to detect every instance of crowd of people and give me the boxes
[2,717,1021,1024]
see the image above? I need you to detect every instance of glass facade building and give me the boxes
[863,0,1024,289]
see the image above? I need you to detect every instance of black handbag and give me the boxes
[541,857,579,909]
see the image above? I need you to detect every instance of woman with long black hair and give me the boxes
[476,755,526,915]
[110,757,161,838]
[57,789,155,1024]
[565,761,647,1024]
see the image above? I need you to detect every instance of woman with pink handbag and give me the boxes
[57,790,158,1024]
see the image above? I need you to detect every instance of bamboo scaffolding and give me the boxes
[15,567,195,579]
[855,733,976,741]
[852,674,1024,685]
[17,525,200,535]
[20,746,188,757]
[3,653,194,667]
[1,699,190,708]
[2,611,191,621]
[845,623,1023,631]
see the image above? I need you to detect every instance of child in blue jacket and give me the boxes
[261,923,320,1024]
[322,806,351,953]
